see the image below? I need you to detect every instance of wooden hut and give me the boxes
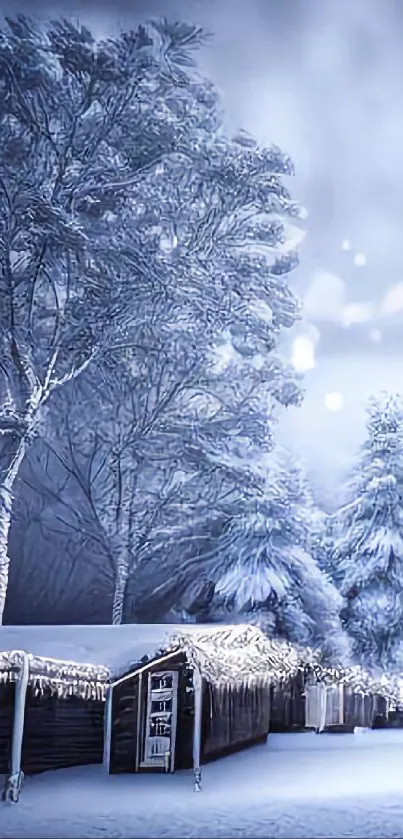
[304,681,380,732]
[3,623,403,802]
[0,623,301,798]
[104,624,301,788]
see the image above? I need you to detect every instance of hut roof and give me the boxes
[0,623,298,696]
[2,623,403,705]
[0,646,109,700]
[166,624,300,689]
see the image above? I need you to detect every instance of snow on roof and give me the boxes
[167,624,300,689]
[0,647,109,700]
[0,624,185,699]
[0,624,181,670]
[0,623,299,696]
[2,623,402,705]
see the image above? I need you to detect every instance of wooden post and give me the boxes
[135,672,143,771]
[318,684,327,733]
[103,686,113,772]
[338,683,344,725]
[192,666,203,792]
[3,652,29,803]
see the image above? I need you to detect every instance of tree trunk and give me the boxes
[112,562,129,625]
[0,435,28,625]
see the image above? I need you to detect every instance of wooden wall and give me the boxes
[109,667,139,772]
[0,682,14,775]
[371,695,403,729]
[21,688,104,775]
[201,681,271,762]
[110,660,275,773]
[269,673,306,732]
[383,708,403,728]
[343,690,374,728]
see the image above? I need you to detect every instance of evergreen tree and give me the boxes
[332,392,403,669]
[311,512,337,578]
[210,459,348,660]
[148,450,349,660]
[274,447,316,547]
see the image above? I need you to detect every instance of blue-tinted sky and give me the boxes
[3,0,403,502]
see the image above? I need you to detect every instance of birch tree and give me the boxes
[36,370,190,625]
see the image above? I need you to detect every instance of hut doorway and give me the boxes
[140,670,178,773]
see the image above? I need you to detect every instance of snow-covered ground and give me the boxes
[3,730,403,838]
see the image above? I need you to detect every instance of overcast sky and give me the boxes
[3,0,403,503]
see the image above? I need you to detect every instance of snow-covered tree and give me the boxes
[273,447,316,544]
[147,451,348,660]
[29,368,218,625]
[332,392,403,669]
[0,16,217,621]
[0,15,305,622]
[26,308,303,625]
[310,512,337,579]
[212,466,349,660]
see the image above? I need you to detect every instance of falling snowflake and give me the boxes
[341,302,375,327]
[354,253,367,267]
[324,392,344,412]
[381,283,403,316]
[369,328,382,343]
[290,336,315,372]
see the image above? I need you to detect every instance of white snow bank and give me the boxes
[268,728,403,750]
[3,732,403,838]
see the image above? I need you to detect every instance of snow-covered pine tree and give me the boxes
[311,512,337,579]
[276,450,337,586]
[332,392,403,669]
[209,459,348,660]
[273,447,316,545]
[147,449,349,660]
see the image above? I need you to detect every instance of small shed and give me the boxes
[1,623,301,798]
[105,624,301,787]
